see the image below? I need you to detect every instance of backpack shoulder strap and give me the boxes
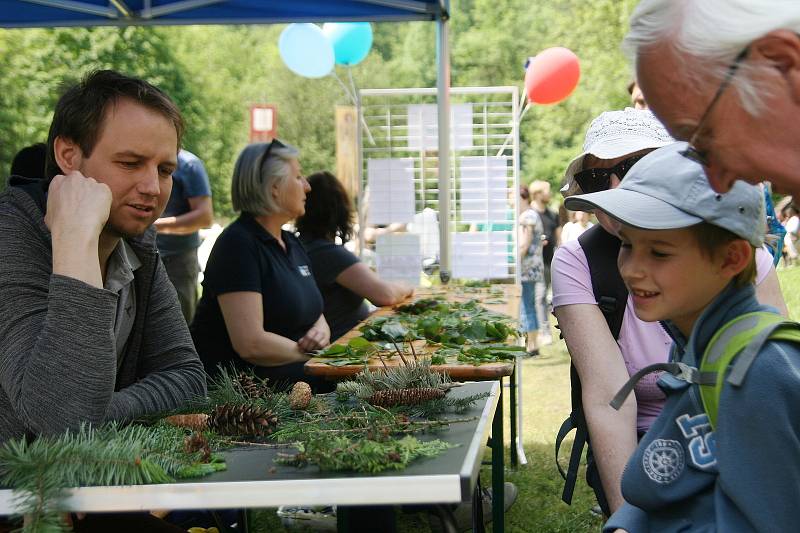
[555,226,628,506]
[578,225,628,338]
[700,311,800,429]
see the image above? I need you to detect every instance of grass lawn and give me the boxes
[247,266,800,532]
[778,264,800,319]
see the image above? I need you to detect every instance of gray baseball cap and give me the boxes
[564,142,765,247]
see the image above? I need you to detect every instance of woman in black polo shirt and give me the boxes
[296,171,414,341]
[190,141,331,389]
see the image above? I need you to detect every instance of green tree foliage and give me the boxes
[0,0,638,215]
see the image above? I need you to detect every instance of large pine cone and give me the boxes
[209,404,278,436]
[288,381,312,410]
[233,372,271,400]
[368,387,446,407]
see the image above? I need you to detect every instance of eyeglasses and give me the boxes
[574,153,647,194]
[681,47,749,166]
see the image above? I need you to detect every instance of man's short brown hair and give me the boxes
[45,69,184,180]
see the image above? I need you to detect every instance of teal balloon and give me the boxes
[279,23,334,78]
[323,22,373,66]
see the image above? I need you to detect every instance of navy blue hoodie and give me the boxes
[604,282,800,533]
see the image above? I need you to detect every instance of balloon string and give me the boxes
[332,70,355,102]
[348,68,376,145]
[495,100,530,157]
[519,101,531,122]
[333,69,376,145]
[347,68,358,105]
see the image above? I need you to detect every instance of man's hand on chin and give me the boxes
[46,171,111,288]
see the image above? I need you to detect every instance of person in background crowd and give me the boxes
[625,0,800,196]
[528,180,558,345]
[782,203,799,267]
[296,171,414,341]
[517,189,545,356]
[0,69,205,532]
[761,182,786,266]
[627,81,647,110]
[154,149,213,323]
[560,210,594,243]
[518,183,530,213]
[552,108,787,517]
[10,142,47,180]
[190,141,333,391]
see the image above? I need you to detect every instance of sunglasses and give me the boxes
[258,138,286,177]
[574,154,647,194]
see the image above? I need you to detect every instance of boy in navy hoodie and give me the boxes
[565,142,800,532]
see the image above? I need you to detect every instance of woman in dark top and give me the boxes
[190,141,331,389]
[296,171,414,341]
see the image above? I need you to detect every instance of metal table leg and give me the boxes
[509,375,517,467]
[514,357,527,465]
[491,383,504,533]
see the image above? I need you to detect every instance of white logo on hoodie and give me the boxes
[643,439,685,484]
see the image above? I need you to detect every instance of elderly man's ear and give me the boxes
[750,29,800,104]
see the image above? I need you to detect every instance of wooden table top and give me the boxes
[304,284,521,380]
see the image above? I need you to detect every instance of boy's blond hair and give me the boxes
[688,222,757,287]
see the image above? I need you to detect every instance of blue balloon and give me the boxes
[323,22,373,66]
[279,23,334,78]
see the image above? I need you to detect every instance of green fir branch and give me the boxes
[275,434,455,474]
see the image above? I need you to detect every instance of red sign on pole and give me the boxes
[250,104,277,142]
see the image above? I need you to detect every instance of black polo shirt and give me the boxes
[300,237,370,342]
[190,213,323,379]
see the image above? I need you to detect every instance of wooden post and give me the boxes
[335,105,358,200]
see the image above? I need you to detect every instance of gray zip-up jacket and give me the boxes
[0,176,207,443]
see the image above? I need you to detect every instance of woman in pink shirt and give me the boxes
[551,108,788,518]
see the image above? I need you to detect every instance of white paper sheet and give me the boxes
[366,158,416,225]
[375,233,422,286]
[458,156,511,224]
[406,103,473,151]
[451,231,511,280]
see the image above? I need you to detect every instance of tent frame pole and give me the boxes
[436,14,451,284]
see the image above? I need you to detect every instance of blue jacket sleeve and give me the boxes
[603,502,649,533]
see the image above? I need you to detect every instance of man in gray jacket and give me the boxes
[0,70,207,446]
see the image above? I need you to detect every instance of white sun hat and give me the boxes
[561,107,674,198]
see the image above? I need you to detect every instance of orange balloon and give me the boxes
[525,47,581,105]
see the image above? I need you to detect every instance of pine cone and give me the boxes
[368,387,446,407]
[184,432,212,462]
[163,413,210,431]
[209,404,279,436]
[234,372,270,400]
[289,381,312,410]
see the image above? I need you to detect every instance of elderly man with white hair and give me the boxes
[623,0,800,196]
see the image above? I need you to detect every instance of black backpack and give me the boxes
[554,224,627,508]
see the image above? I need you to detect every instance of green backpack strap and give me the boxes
[700,311,800,429]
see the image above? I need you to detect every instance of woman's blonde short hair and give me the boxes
[231,141,300,216]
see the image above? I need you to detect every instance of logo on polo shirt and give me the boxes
[298,265,311,277]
